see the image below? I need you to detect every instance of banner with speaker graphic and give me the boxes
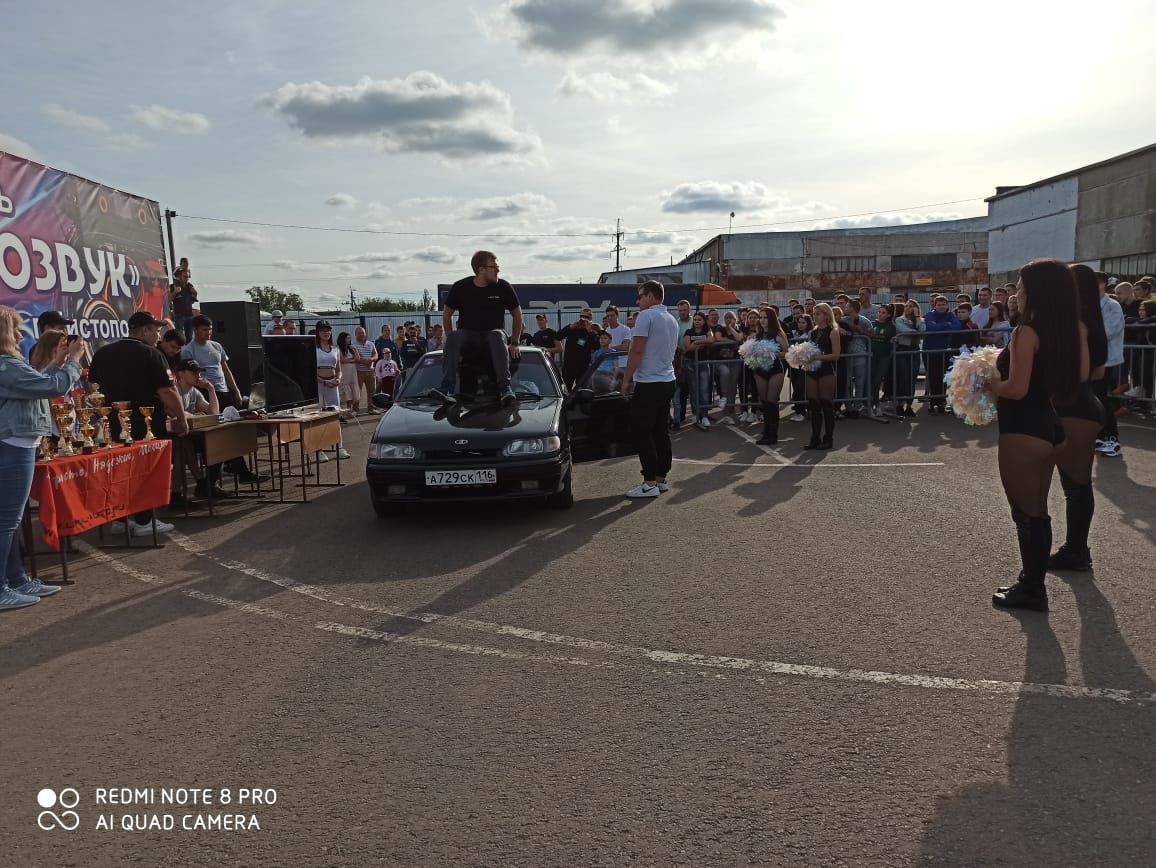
[0,150,169,356]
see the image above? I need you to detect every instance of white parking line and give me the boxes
[92,534,1156,707]
[672,458,944,469]
[724,424,793,465]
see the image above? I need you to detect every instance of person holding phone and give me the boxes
[682,312,715,430]
[0,306,85,610]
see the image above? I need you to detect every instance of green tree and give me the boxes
[245,285,304,313]
[358,295,435,312]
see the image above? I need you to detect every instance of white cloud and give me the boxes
[187,229,263,247]
[661,180,783,214]
[458,192,555,221]
[130,104,211,132]
[41,103,108,131]
[271,259,329,272]
[107,132,150,151]
[471,231,542,247]
[337,252,406,264]
[412,246,456,264]
[325,193,356,207]
[531,244,609,263]
[399,196,453,208]
[0,133,39,160]
[266,72,543,163]
[555,70,675,103]
[629,230,676,244]
[810,211,965,230]
[495,0,783,59]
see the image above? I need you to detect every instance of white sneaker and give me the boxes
[1094,438,1106,449]
[1124,386,1145,399]
[337,448,351,459]
[656,481,669,492]
[1097,439,1121,457]
[716,397,726,410]
[789,413,805,422]
[696,417,711,430]
[626,483,660,498]
[316,451,330,463]
[130,518,174,536]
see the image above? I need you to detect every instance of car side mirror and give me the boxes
[573,388,594,406]
[372,393,393,410]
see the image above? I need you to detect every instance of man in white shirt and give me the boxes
[622,280,679,498]
[604,305,632,350]
[1095,271,1126,456]
[970,287,993,330]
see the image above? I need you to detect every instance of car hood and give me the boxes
[372,398,562,449]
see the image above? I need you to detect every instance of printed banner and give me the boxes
[31,440,173,549]
[0,151,169,357]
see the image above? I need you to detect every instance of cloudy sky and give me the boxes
[3,0,1154,308]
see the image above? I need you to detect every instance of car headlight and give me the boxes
[368,442,419,459]
[502,436,561,456]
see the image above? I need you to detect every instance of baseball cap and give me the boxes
[127,311,166,329]
[271,309,284,318]
[315,320,332,330]
[37,310,74,330]
[1107,276,1118,287]
[174,358,204,373]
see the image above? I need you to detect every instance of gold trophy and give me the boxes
[53,404,76,456]
[113,401,134,446]
[79,409,98,453]
[139,406,157,440]
[97,406,113,449]
[70,391,91,452]
[37,436,53,462]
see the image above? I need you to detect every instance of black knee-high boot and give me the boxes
[820,401,836,449]
[1050,473,1094,570]
[757,402,779,445]
[994,509,1050,611]
[806,399,822,448]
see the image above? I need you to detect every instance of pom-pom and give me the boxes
[785,341,822,371]
[739,338,780,371]
[944,345,1001,426]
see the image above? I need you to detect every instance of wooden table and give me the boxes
[184,420,263,515]
[240,410,343,503]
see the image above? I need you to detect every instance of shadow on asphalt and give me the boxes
[917,576,1156,864]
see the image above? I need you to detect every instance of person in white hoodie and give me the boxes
[1094,271,1125,456]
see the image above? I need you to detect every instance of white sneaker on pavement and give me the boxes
[130,518,175,537]
[337,448,351,459]
[696,417,711,430]
[789,413,805,422]
[316,451,330,462]
[656,481,669,492]
[626,483,660,499]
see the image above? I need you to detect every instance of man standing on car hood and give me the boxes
[622,280,679,498]
[432,250,524,407]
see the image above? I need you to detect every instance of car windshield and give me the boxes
[397,352,560,400]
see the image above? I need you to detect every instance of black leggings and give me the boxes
[805,373,836,441]
[1090,373,1118,439]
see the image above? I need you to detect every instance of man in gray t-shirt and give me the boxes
[622,280,679,499]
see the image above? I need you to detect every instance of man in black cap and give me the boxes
[36,310,75,335]
[88,311,190,536]
[171,358,227,501]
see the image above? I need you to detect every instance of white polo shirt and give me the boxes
[630,306,678,383]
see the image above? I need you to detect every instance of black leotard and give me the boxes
[1055,381,1104,424]
[807,327,836,378]
[996,336,1064,444]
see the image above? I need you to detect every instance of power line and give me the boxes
[177,196,985,241]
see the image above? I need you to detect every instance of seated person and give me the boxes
[589,331,623,395]
[172,359,226,501]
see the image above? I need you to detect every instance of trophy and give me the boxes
[70,390,92,452]
[97,407,113,449]
[53,404,76,456]
[113,401,134,446]
[139,406,157,440]
[37,436,53,462]
[79,409,98,453]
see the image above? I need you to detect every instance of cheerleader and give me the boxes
[988,260,1082,611]
[805,303,841,450]
[752,308,789,445]
[1047,265,1107,571]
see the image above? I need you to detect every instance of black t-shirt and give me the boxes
[445,277,519,332]
[710,325,739,360]
[557,324,598,374]
[170,281,198,317]
[531,328,559,350]
[88,338,174,438]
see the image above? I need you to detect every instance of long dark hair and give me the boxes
[758,307,786,346]
[1070,263,1108,370]
[689,312,709,335]
[337,331,354,358]
[1018,259,1081,401]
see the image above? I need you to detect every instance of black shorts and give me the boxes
[1056,382,1105,425]
[807,362,836,379]
[997,398,1065,445]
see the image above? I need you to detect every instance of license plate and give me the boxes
[424,468,497,487]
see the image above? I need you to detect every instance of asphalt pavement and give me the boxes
[4,410,1155,867]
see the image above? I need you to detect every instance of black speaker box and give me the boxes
[200,301,263,393]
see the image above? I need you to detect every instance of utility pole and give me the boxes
[348,287,357,312]
[611,218,625,272]
[163,209,177,278]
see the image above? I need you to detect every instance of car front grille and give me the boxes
[423,448,502,460]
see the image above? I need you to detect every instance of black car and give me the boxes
[366,348,635,516]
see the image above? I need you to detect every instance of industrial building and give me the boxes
[600,141,1156,300]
